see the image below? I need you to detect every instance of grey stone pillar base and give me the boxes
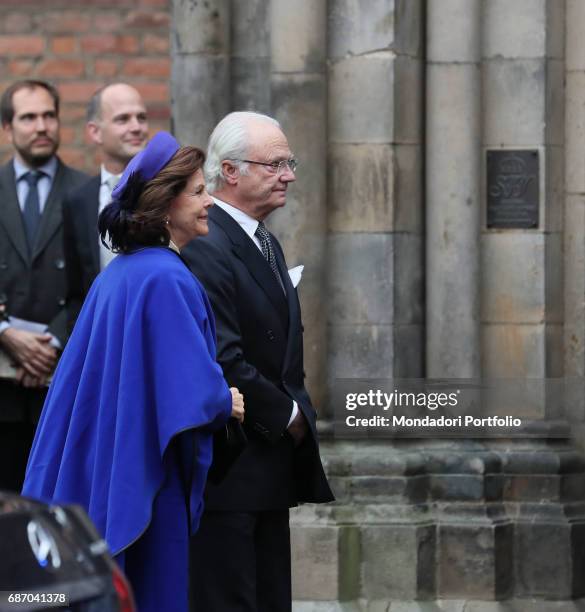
[291,440,585,608]
[293,599,585,611]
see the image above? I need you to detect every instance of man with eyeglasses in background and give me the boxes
[0,80,87,491]
[185,111,333,611]
[62,83,149,332]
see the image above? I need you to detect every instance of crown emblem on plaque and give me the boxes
[499,154,526,175]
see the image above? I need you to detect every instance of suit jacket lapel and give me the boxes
[273,240,301,372]
[211,206,289,324]
[85,176,101,271]
[0,161,29,264]
[33,159,66,260]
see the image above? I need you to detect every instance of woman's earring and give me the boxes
[165,217,170,225]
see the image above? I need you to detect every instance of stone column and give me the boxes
[230,0,271,113]
[266,0,329,410]
[327,0,425,388]
[426,0,481,378]
[481,0,564,380]
[171,0,231,147]
[565,0,585,449]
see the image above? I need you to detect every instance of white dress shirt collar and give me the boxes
[100,165,121,188]
[212,197,260,243]
[13,155,58,182]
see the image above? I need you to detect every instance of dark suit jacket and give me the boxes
[62,175,101,332]
[0,157,88,419]
[183,205,334,511]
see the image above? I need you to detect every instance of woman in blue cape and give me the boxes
[22,132,244,611]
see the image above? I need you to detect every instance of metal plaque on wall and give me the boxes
[487,150,539,229]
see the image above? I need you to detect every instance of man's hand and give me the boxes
[230,387,245,422]
[287,409,309,447]
[15,366,47,388]
[0,328,57,378]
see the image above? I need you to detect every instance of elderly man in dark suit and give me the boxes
[0,79,87,491]
[63,83,148,330]
[185,111,334,612]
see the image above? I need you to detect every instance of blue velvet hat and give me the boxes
[111,131,180,203]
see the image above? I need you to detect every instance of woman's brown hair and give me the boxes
[98,146,205,252]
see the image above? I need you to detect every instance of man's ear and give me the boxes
[86,121,102,146]
[2,122,13,144]
[221,160,239,185]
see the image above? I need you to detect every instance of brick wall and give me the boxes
[0,0,171,174]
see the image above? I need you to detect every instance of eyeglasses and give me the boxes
[233,158,298,174]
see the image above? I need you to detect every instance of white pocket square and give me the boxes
[288,265,304,288]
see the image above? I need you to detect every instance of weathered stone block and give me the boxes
[515,522,572,597]
[544,231,563,324]
[291,524,359,601]
[328,323,394,378]
[329,54,395,144]
[328,0,397,59]
[394,233,423,325]
[545,322,563,377]
[566,0,585,70]
[329,55,422,145]
[392,324,424,378]
[544,145,564,232]
[426,63,481,201]
[483,59,546,146]
[546,0,566,60]
[437,523,513,598]
[481,233,545,324]
[328,0,422,59]
[328,233,394,326]
[483,0,547,59]
[482,323,546,378]
[231,58,271,114]
[231,0,269,59]
[546,60,565,146]
[502,474,560,502]
[395,144,423,233]
[565,73,585,194]
[570,523,585,598]
[394,0,424,58]
[328,143,422,234]
[361,524,436,600]
[171,55,230,146]
[172,0,229,55]
[429,475,485,501]
[270,73,327,209]
[328,143,395,233]
[394,56,423,144]
[564,196,585,377]
[427,0,481,62]
[271,0,326,73]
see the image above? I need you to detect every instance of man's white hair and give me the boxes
[204,111,281,193]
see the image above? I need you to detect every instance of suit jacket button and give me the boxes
[0,261,7,270]
[58,298,66,306]
[55,258,65,269]
[267,329,275,341]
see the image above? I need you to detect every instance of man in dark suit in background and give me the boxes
[185,111,334,611]
[63,83,148,330]
[0,80,87,490]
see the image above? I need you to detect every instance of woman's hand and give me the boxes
[230,387,244,423]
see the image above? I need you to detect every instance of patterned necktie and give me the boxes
[255,221,282,286]
[22,171,44,250]
[106,174,121,195]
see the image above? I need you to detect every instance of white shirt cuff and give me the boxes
[287,401,298,428]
